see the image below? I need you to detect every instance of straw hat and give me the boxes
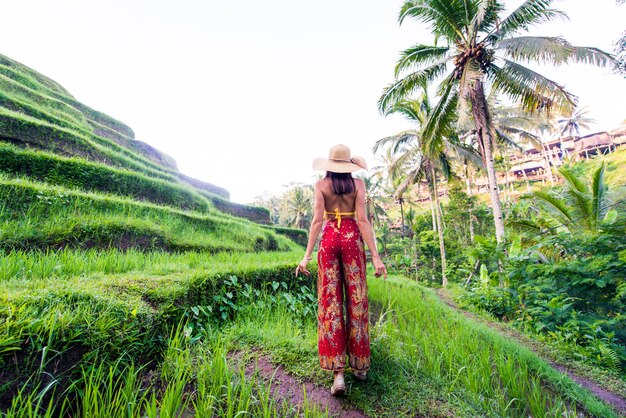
[312,144,368,173]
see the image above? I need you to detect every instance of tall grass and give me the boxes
[5,316,328,417]
[219,274,620,417]
[366,276,619,417]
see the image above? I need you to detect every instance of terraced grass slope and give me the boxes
[0,53,307,415]
[0,53,306,251]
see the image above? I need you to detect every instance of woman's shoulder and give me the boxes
[353,177,365,189]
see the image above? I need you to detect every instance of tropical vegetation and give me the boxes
[1,1,625,416]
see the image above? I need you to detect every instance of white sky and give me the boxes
[2,0,625,203]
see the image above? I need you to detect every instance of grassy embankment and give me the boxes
[3,265,621,417]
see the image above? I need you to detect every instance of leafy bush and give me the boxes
[462,232,626,372]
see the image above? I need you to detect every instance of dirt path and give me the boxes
[434,288,626,416]
[232,352,368,417]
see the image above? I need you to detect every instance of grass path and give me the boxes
[220,273,622,417]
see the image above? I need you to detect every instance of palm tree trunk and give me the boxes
[430,166,447,286]
[468,209,475,242]
[469,79,506,243]
[464,162,472,195]
[399,199,405,238]
[430,198,437,232]
[503,156,511,204]
[541,144,555,186]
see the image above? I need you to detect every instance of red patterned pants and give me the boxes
[317,218,370,371]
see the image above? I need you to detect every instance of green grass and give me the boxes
[0,108,178,180]
[0,176,294,253]
[0,78,88,130]
[2,256,621,416]
[0,250,310,415]
[214,273,621,417]
[4,324,328,418]
[0,144,214,212]
[0,54,134,139]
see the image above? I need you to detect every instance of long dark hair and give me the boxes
[326,172,355,195]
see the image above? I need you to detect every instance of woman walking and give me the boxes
[295,144,387,396]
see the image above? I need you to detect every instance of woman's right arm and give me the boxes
[295,181,325,276]
[354,179,387,279]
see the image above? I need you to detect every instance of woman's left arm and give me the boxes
[295,182,325,276]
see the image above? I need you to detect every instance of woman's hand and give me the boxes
[295,256,311,276]
[373,257,387,280]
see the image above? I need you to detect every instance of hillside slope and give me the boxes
[0,53,306,250]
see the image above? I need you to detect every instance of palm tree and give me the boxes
[377,138,450,285]
[280,185,313,229]
[557,106,596,160]
[375,94,479,286]
[379,0,613,243]
[361,173,388,228]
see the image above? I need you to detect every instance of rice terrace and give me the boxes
[1,1,626,417]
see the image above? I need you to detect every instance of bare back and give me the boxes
[318,177,360,215]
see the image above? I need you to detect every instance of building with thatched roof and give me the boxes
[507,124,626,179]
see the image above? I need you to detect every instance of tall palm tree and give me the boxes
[376,137,451,285]
[379,0,613,243]
[375,95,479,286]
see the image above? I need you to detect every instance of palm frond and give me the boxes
[422,76,459,155]
[591,162,608,224]
[497,36,614,67]
[489,0,567,41]
[523,190,574,225]
[373,131,419,155]
[567,45,614,67]
[559,167,592,227]
[471,0,502,34]
[504,128,542,149]
[399,0,468,42]
[378,62,450,112]
[445,140,484,169]
[489,59,576,114]
[394,44,450,78]
[495,114,543,132]
[506,219,543,235]
[389,146,422,177]
[495,129,523,151]
[558,166,588,195]
[396,155,426,195]
[384,100,423,123]
[497,36,572,65]
[437,152,453,180]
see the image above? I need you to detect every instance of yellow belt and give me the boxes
[324,208,355,229]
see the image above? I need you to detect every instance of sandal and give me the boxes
[330,373,346,396]
[353,371,367,381]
